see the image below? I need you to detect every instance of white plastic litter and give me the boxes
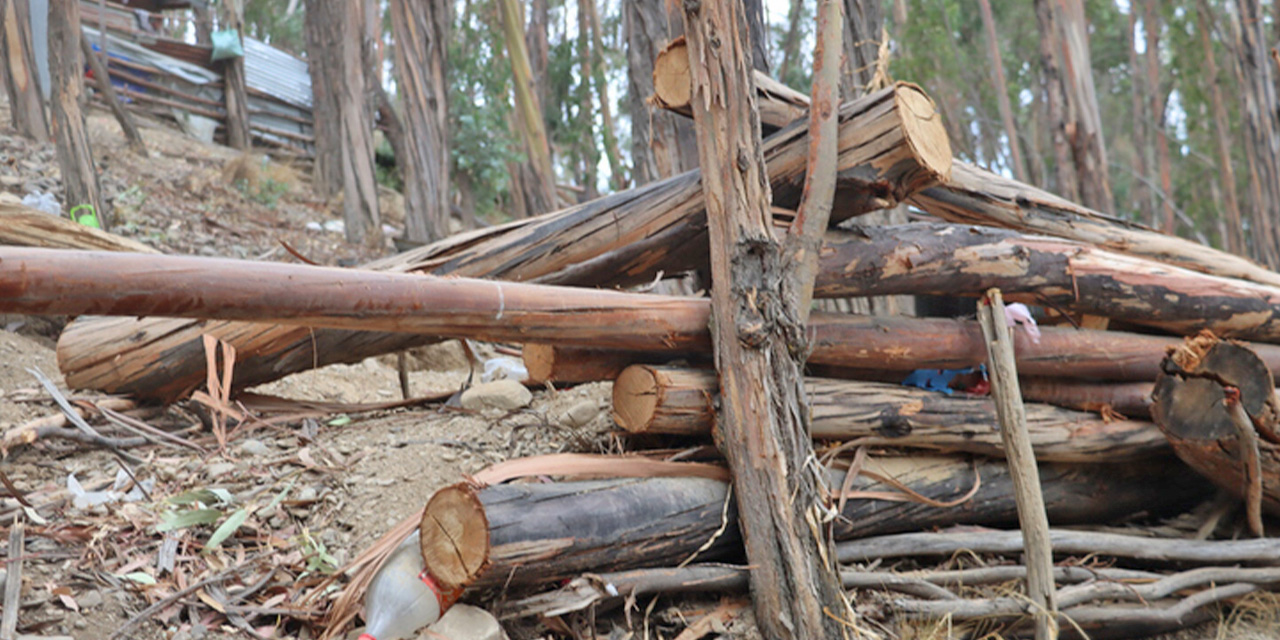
[1004,302,1042,344]
[22,190,60,215]
[482,357,528,383]
[67,469,154,510]
[359,530,456,640]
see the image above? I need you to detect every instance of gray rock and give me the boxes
[205,462,237,477]
[238,439,271,457]
[561,400,599,428]
[459,380,532,412]
[422,603,508,640]
[77,589,103,610]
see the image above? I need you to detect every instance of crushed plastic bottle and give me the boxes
[358,530,463,640]
[21,190,60,215]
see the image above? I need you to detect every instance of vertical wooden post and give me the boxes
[681,1,848,638]
[49,0,108,228]
[0,0,50,141]
[336,0,381,244]
[978,289,1059,640]
[217,0,250,150]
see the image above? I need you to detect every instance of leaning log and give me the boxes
[611,367,1167,462]
[417,455,1205,592]
[1152,333,1280,515]
[57,83,951,402]
[0,203,159,253]
[816,223,1280,343]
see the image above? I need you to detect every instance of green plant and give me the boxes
[235,177,290,209]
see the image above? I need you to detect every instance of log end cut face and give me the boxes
[420,483,491,590]
[1153,338,1275,442]
[612,365,661,433]
[894,83,953,185]
[652,37,691,111]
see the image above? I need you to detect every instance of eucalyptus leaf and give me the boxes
[204,508,249,551]
[157,508,223,532]
[121,571,157,585]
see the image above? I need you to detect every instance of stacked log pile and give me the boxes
[4,77,1280,638]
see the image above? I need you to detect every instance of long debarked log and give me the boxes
[56,83,950,401]
[0,248,714,352]
[417,455,1206,591]
[815,223,1280,343]
[1019,378,1154,418]
[1152,334,1280,515]
[611,367,1167,461]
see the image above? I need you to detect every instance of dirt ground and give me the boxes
[3,101,1280,640]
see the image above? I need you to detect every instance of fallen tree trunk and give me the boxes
[611,367,1166,461]
[417,455,1204,591]
[816,223,1280,343]
[57,83,950,402]
[1152,333,1280,515]
[521,343,711,385]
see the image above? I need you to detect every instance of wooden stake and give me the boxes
[977,289,1058,640]
[1,514,22,640]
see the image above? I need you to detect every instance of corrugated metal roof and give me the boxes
[244,36,312,111]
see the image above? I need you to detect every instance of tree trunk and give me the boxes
[978,0,1026,183]
[1034,0,1078,203]
[391,0,451,244]
[0,0,49,141]
[49,0,107,227]
[1143,0,1176,233]
[54,84,950,402]
[1231,0,1280,267]
[777,0,804,85]
[303,0,343,198]
[742,0,770,73]
[815,222,1280,343]
[613,367,1167,462]
[1126,6,1154,227]
[497,0,556,217]
[1057,0,1115,214]
[583,0,625,190]
[1196,0,1245,256]
[336,0,380,244]
[912,161,1280,289]
[1153,334,1280,515]
[576,0,600,200]
[841,0,883,99]
[79,34,144,153]
[525,0,549,119]
[191,1,212,45]
[624,0,697,185]
[681,0,847,636]
[217,0,250,151]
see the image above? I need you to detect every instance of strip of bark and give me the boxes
[815,222,1280,343]
[611,367,1166,462]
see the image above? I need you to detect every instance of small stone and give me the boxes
[78,589,103,609]
[238,439,271,457]
[561,400,599,428]
[298,486,319,502]
[73,618,88,629]
[439,450,459,462]
[422,603,508,640]
[459,380,532,412]
[205,462,237,477]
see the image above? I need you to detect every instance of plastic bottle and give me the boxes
[358,530,463,640]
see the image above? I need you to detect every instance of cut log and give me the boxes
[1019,378,1153,418]
[522,344,709,385]
[1152,333,1280,515]
[0,248,712,351]
[816,223,1280,343]
[0,203,159,253]
[611,367,1166,462]
[417,455,1206,592]
[57,82,950,402]
[419,476,742,591]
[652,37,810,133]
